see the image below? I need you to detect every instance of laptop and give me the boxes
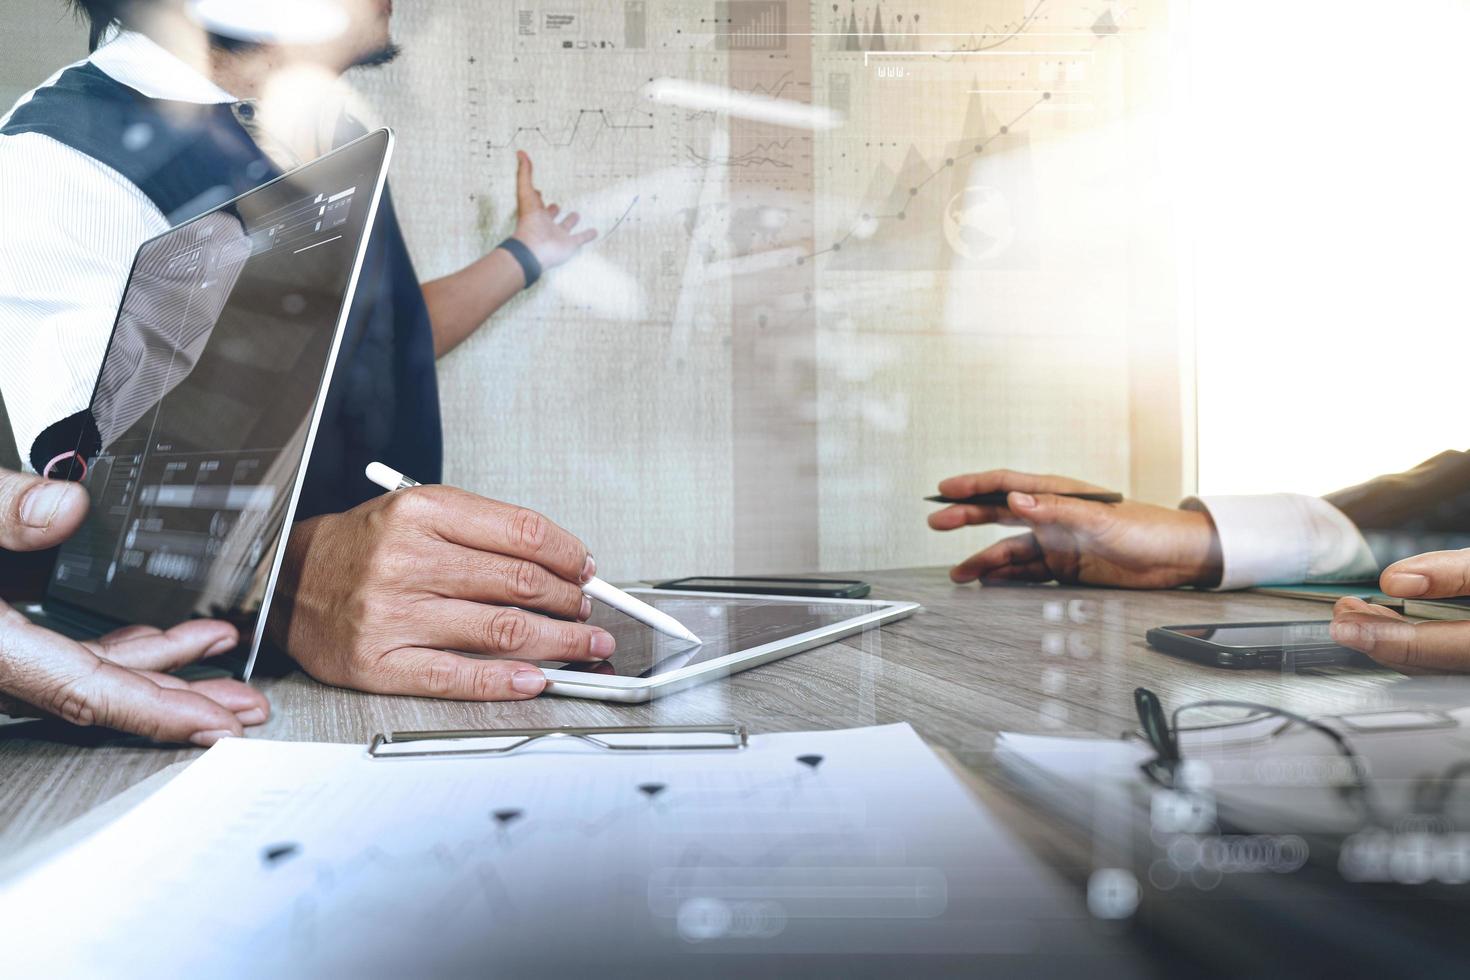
[23,128,394,678]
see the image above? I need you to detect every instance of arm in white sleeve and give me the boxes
[0,132,167,469]
[1180,493,1379,591]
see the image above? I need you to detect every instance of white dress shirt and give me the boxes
[1184,493,1379,588]
[0,31,238,469]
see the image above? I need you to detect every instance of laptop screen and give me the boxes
[45,129,392,654]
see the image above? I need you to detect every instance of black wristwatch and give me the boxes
[497,237,542,289]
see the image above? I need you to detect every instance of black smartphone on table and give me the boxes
[652,576,872,599]
[1146,620,1378,669]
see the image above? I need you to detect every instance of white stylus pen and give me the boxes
[365,462,701,645]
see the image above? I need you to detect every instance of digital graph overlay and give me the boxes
[801,90,1050,265]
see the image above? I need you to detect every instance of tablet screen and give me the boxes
[549,592,892,678]
[45,132,390,634]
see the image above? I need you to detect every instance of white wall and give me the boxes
[362,0,1183,580]
[2,1,1189,582]
[0,0,86,110]
[1185,0,1470,496]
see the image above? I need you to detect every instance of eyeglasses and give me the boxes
[1132,687,1383,826]
[368,725,749,759]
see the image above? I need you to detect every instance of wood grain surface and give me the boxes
[0,568,1401,855]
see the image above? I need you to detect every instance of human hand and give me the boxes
[0,468,88,551]
[1331,549,1470,671]
[511,150,597,272]
[0,468,267,744]
[927,469,1222,589]
[0,604,266,744]
[275,485,616,700]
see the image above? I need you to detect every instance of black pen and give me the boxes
[926,491,1124,506]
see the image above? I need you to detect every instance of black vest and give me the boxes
[1,62,442,518]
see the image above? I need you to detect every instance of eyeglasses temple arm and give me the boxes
[1134,687,1180,765]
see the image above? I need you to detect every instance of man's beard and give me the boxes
[350,41,402,69]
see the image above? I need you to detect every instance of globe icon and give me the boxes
[943,184,1015,261]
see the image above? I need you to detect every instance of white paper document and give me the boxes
[0,724,1122,977]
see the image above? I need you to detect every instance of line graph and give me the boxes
[480,108,656,150]
[802,90,1049,265]
[680,70,812,121]
[683,137,802,170]
[735,69,802,98]
[593,194,641,245]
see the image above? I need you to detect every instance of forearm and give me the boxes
[1325,450,1470,534]
[1322,451,1470,572]
[420,247,527,358]
[265,513,330,652]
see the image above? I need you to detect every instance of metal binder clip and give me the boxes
[368,724,748,759]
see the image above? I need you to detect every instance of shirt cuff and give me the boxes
[1180,493,1379,591]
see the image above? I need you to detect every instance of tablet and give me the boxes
[33,130,394,677]
[540,589,920,702]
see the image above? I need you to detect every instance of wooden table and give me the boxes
[0,567,1399,856]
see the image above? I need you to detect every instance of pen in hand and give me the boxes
[365,462,701,646]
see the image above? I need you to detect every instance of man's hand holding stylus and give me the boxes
[1332,550,1470,672]
[0,468,267,745]
[927,469,1224,589]
[274,485,616,700]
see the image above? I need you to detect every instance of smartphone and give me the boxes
[1146,620,1377,670]
[652,576,872,599]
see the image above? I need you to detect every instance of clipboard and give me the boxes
[368,724,749,759]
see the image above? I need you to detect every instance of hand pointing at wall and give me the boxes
[420,151,600,357]
[511,150,598,272]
